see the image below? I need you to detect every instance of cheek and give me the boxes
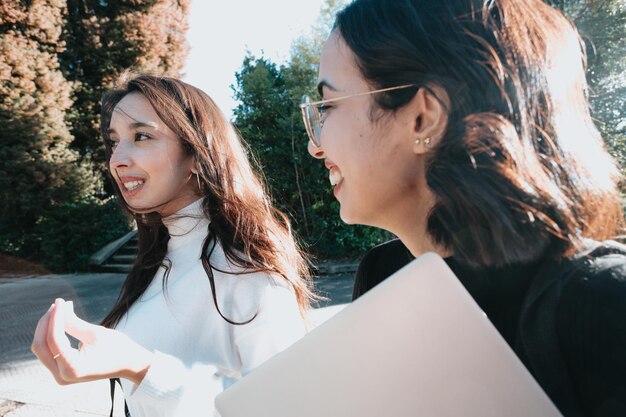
[160,141,188,171]
[324,111,369,153]
[171,153,194,181]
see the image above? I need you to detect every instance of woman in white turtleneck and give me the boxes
[31,75,315,416]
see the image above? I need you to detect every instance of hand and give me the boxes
[31,298,154,385]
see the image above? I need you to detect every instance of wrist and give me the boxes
[123,348,155,385]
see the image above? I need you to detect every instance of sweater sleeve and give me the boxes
[122,276,305,417]
[126,350,223,417]
[557,256,626,417]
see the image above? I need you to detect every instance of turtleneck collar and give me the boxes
[162,198,209,252]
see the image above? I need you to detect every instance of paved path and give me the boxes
[0,272,355,416]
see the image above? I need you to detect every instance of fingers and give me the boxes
[63,302,99,345]
[33,298,118,384]
[31,303,54,360]
[31,303,68,384]
[47,299,73,357]
[47,298,86,382]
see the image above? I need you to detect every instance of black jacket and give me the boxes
[354,239,626,417]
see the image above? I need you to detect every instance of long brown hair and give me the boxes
[336,0,624,267]
[100,74,315,328]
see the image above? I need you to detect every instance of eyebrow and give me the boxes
[317,80,338,98]
[107,121,159,134]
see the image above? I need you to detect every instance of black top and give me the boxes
[354,239,626,417]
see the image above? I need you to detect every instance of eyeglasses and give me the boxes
[300,84,416,147]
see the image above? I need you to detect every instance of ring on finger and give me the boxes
[52,353,61,360]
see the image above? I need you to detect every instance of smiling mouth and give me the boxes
[122,180,144,191]
[329,169,343,187]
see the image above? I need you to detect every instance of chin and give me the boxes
[338,205,361,225]
[340,203,387,230]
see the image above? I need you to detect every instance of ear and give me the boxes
[409,85,449,155]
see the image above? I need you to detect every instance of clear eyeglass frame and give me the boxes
[299,84,416,147]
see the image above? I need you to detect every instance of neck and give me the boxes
[394,227,451,259]
[378,187,451,259]
[162,198,208,249]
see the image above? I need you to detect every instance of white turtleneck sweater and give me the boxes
[115,199,306,417]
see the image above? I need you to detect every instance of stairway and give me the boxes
[91,231,359,275]
[100,234,138,272]
[90,231,137,273]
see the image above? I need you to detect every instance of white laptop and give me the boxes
[215,252,562,417]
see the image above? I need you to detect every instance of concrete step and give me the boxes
[89,230,137,271]
[115,248,137,257]
[315,262,359,275]
[97,235,138,272]
[94,231,358,277]
[110,254,136,263]
[100,263,132,273]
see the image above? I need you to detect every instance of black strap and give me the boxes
[109,378,131,417]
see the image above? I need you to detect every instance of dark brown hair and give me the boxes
[335,0,623,267]
[100,74,315,328]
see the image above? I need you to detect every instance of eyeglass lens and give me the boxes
[301,95,322,146]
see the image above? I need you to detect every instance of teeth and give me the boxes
[329,169,343,186]
[123,180,144,191]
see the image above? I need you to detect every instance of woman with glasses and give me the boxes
[302,0,626,415]
[31,74,314,416]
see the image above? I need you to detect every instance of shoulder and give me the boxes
[354,239,414,300]
[359,238,411,265]
[554,240,626,356]
[214,270,292,322]
[208,238,284,289]
[522,239,626,338]
[555,241,626,413]
[558,250,626,336]
[562,240,626,297]
[207,239,294,321]
[532,240,626,294]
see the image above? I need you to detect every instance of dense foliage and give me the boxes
[232,0,625,259]
[233,1,392,260]
[0,0,190,271]
[0,0,99,258]
[62,0,190,173]
[0,0,623,270]
[35,197,131,272]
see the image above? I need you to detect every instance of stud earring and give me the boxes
[415,138,421,145]
[424,137,432,147]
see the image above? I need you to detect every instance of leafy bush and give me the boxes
[33,198,132,272]
[233,54,395,261]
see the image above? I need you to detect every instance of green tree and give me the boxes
[547,0,626,172]
[233,0,391,261]
[0,0,98,256]
[234,0,625,261]
[1,0,190,271]
[62,0,191,174]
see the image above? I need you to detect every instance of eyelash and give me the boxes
[319,104,333,114]
[106,132,152,148]
[135,132,152,141]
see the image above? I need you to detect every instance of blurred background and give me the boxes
[0,0,624,275]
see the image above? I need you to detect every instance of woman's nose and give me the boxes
[109,142,131,169]
[307,140,325,159]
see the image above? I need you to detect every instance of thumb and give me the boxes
[63,301,100,345]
